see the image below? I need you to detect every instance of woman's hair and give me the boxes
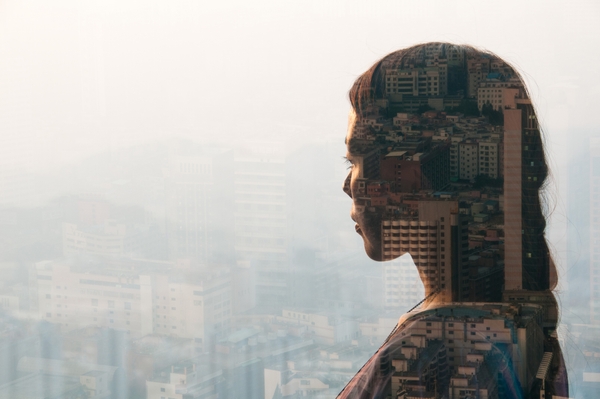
[349,42,558,293]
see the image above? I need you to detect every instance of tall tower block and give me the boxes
[503,107,523,290]
[504,99,551,295]
[519,100,550,291]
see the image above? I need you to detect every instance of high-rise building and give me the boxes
[504,100,550,293]
[458,141,479,181]
[478,139,500,179]
[467,56,491,98]
[564,134,591,325]
[164,144,234,266]
[502,99,559,329]
[234,142,288,306]
[449,136,463,179]
[383,254,424,310]
[62,220,144,257]
[381,200,470,303]
[589,137,600,324]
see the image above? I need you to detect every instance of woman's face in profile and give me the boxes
[343,109,385,261]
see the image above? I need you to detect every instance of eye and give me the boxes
[343,156,354,170]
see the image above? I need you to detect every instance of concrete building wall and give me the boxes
[478,86,519,111]
[234,145,288,307]
[385,66,446,97]
[478,141,499,179]
[459,142,479,181]
[504,108,523,290]
[590,138,600,324]
[32,260,230,349]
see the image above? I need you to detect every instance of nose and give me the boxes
[343,172,352,198]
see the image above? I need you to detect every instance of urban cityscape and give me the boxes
[0,44,597,399]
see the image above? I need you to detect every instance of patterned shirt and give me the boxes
[336,304,567,399]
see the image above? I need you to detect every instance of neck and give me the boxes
[407,284,442,314]
[420,275,447,308]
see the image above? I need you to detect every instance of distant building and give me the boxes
[380,144,450,192]
[4,357,118,399]
[466,251,504,302]
[284,375,329,397]
[164,146,234,266]
[589,137,600,324]
[478,140,500,179]
[62,221,143,257]
[280,308,360,345]
[467,56,491,98]
[234,142,288,307]
[32,259,231,350]
[477,83,522,111]
[458,141,478,181]
[146,361,223,399]
[449,136,463,179]
[467,55,520,100]
[383,255,424,310]
[385,65,448,98]
[504,99,551,292]
[500,97,559,332]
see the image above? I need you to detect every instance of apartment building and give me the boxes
[381,200,470,303]
[477,83,521,111]
[385,65,448,97]
[164,146,234,266]
[234,142,288,307]
[459,141,479,181]
[62,221,143,257]
[386,303,546,398]
[32,259,231,350]
[478,140,500,179]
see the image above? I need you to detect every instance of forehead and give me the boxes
[345,109,378,155]
[345,110,356,144]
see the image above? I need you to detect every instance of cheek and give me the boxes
[349,170,362,196]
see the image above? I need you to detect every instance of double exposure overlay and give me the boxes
[0,3,597,396]
[338,43,568,398]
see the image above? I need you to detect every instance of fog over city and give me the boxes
[0,1,598,398]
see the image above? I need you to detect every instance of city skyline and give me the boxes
[0,125,596,398]
[0,0,595,398]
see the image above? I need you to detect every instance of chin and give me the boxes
[355,219,383,261]
[362,238,383,261]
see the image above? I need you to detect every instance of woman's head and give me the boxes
[343,42,556,298]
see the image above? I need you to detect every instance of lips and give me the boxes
[351,213,362,235]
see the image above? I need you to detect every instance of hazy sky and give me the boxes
[0,0,597,159]
[0,0,598,285]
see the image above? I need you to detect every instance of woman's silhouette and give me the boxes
[339,43,568,398]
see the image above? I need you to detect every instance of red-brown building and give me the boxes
[380,145,450,192]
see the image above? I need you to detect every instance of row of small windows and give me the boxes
[180,163,211,174]
[387,76,439,81]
